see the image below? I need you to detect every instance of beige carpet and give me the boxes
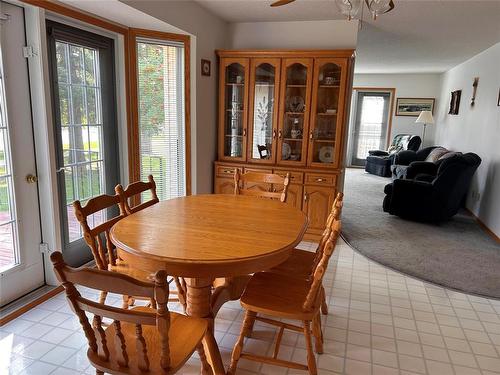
[342,168,500,299]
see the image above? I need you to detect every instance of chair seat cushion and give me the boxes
[88,307,207,374]
[240,272,319,320]
[269,248,316,278]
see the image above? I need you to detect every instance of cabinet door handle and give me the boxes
[304,193,308,202]
[278,130,282,139]
[273,129,277,139]
[316,178,324,182]
[243,128,247,136]
[309,132,313,139]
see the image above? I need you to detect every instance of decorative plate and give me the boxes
[319,146,334,163]
[282,143,291,160]
[287,96,305,113]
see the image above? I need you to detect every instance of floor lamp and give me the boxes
[415,111,434,145]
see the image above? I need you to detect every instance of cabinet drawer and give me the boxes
[273,169,304,184]
[244,167,273,174]
[216,165,242,178]
[305,173,336,186]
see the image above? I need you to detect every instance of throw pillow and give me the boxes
[438,151,461,161]
[425,147,449,163]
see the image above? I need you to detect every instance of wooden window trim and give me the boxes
[128,28,192,195]
[353,87,396,149]
[20,1,192,195]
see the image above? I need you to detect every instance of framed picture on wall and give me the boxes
[395,98,435,116]
[396,98,436,117]
[449,90,462,115]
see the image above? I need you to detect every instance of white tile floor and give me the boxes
[2,238,500,375]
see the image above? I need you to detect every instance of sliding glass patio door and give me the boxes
[46,21,119,267]
[350,90,391,166]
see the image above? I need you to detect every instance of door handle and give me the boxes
[26,174,38,184]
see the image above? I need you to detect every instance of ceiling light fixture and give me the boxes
[335,0,394,20]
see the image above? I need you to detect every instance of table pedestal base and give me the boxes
[184,276,251,375]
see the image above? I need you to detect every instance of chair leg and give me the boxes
[173,276,187,308]
[320,285,328,315]
[228,310,257,375]
[122,295,129,309]
[245,314,257,337]
[303,320,318,375]
[98,291,108,305]
[312,313,323,354]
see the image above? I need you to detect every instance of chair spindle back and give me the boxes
[234,170,290,203]
[303,220,341,312]
[115,175,160,215]
[73,194,125,270]
[50,251,171,372]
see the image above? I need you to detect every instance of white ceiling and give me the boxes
[194,0,500,73]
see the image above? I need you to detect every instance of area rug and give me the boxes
[342,168,500,299]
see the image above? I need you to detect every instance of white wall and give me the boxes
[122,0,230,194]
[353,74,442,147]
[229,20,358,49]
[434,43,500,237]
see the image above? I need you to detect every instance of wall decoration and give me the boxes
[395,98,435,116]
[449,90,462,115]
[497,88,500,106]
[471,77,479,106]
[201,59,211,76]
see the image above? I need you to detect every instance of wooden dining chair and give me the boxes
[115,177,186,308]
[234,169,290,203]
[228,220,342,375]
[73,193,157,308]
[115,174,159,215]
[267,191,343,316]
[50,251,207,375]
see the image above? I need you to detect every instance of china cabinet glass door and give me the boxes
[277,58,312,166]
[248,58,280,163]
[308,58,346,168]
[219,58,249,161]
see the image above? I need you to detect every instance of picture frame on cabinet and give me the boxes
[201,59,211,76]
[395,98,435,116]
[449,90,462,115]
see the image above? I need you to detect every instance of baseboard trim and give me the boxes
[0,285,63,326]
[466,208,500,244]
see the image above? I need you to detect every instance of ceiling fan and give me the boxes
[270,0,395,20]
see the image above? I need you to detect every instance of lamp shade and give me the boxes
[416,111,434,124]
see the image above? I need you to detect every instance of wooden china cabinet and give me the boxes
[214,50,355,240]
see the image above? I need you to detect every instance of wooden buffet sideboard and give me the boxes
[214,50,355,240]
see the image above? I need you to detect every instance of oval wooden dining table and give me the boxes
[110,194,308,375]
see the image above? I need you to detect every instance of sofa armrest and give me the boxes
[368,150,390,157]
[406,161,439,180]
[393,150,417,166]
[385,179,437,219]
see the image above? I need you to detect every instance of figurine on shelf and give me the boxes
[257,96,271,132]
[291,118,302,139]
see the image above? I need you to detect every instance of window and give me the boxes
[0,59,18,272]
[55,40,106,241]
[136,39,186,200]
